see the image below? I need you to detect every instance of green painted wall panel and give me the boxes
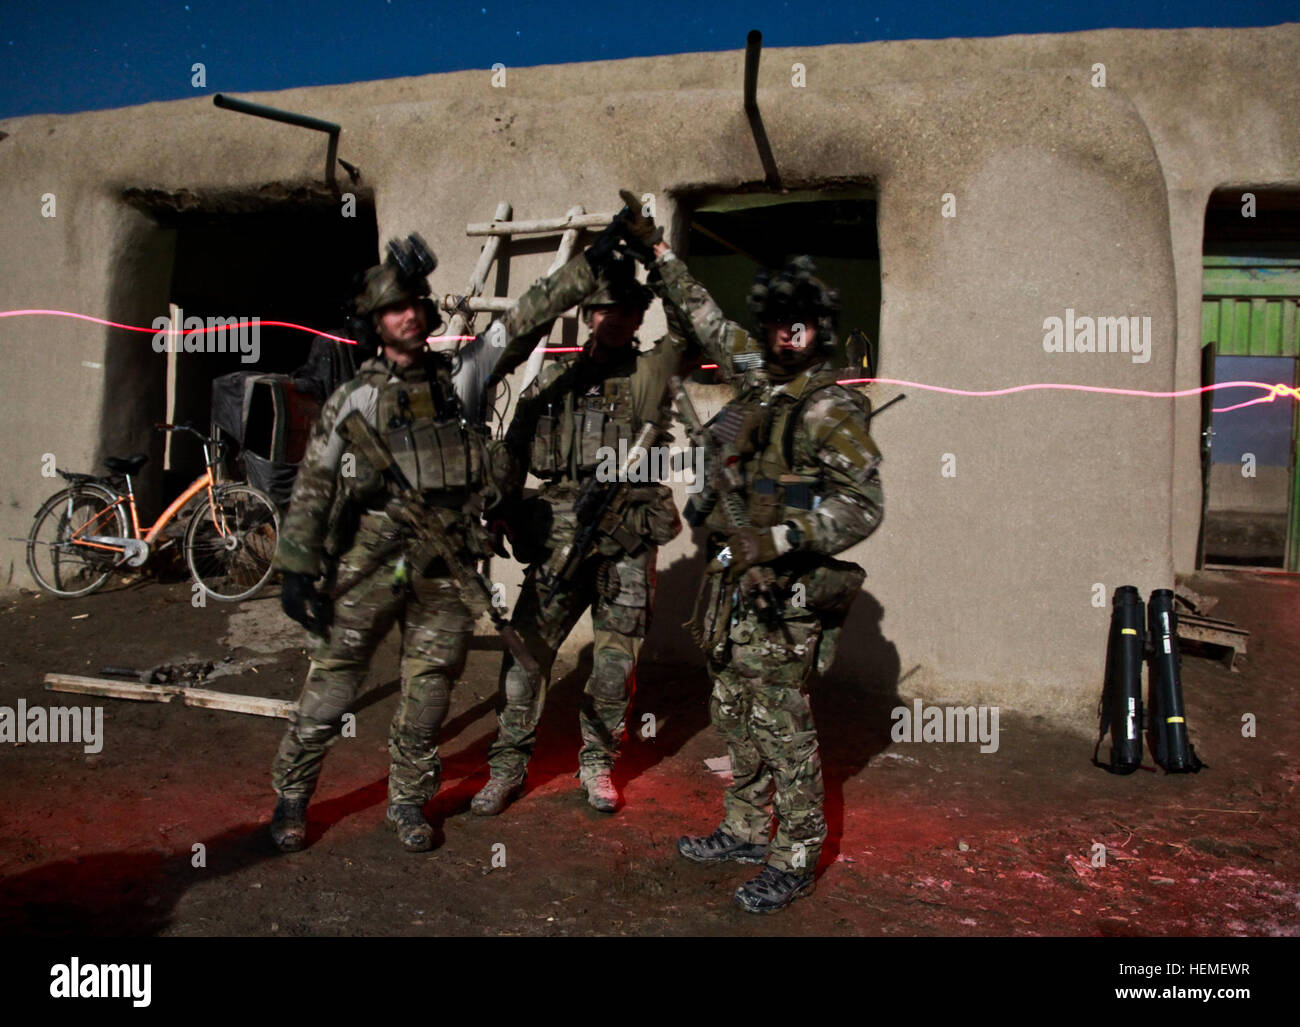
[1202,261,1300,356]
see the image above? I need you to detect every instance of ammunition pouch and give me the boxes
[529,371,640,478]
[687,562,734,655]
[779,555,866,616]
[531,412,564,475]
[577,408,608,469]
[576,408,638,473]
[387,419,476,491]
[368,367,483,494]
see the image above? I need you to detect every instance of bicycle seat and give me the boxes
[105,453,149,475]
[57,469,102,484]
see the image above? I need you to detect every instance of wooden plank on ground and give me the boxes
[180,687,295,719]
[43,674,181,703]
[44,674,295,719]
[1177,614,1249,672]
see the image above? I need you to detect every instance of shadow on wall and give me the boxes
[100,211,175,521]
[641,533,712,668]
[814,586,901,867]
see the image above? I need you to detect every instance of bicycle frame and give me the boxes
[65,436,228,558]
[135,468,219,544]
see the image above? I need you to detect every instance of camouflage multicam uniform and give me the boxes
[271,350,496,809]
[655,252,884,877]
[480,252,699,786]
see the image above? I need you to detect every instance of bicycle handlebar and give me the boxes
[154,421,207,440]
[154,422,227,465]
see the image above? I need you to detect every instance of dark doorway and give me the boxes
[674,187,880,377]
[118,190,379,503]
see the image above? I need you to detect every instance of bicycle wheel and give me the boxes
[184,483,279,601]
[26,485,129,597]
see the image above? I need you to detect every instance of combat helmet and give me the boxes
[746,255,839,350]
[355,264,424,316]
[352,233,444,331]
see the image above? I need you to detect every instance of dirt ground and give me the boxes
[0,566,1297,938]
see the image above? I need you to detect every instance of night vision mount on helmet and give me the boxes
[347,232,444,344]
[746,255,840,350]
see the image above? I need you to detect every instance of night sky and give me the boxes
[2,0,1297,119]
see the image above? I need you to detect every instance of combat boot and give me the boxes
[677,827,767,865]
[734,865,816,914]
[578,764,618,813]
[470,773,526,816]
[269,796,309,853]
[385,804,435,852]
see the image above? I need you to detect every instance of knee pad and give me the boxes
[589,649,634,701]
[296,681,355,727]
[399,674,452,737]
[503,660,539,705]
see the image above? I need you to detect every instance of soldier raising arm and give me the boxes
[468,196,725,817]
[647,250,885,914]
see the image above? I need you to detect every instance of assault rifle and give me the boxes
[540,421,659,609]
[333,410,538,675]
[668,375,785,630]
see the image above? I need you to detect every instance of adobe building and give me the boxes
[1,24,1297,733]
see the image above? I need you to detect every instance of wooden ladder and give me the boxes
[442,202,616,391]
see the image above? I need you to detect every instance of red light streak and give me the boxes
[836,376,1300,415]
[5,310,1296,414]
[0,309,477,346]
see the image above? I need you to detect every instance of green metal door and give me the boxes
[1202,257,1300,570]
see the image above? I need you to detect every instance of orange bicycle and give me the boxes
[25,422,279,601]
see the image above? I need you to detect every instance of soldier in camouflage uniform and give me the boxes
[652,250,885,913]
[269,243,501,853]
[469,199,721,816]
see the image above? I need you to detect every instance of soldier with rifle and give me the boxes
[469,193,727,816]
[268,234,516,853]
[651,249,886,913]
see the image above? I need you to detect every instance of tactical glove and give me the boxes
[486,496,553,566]
[727,526,781,573]
[617,189,663,266]
[486,509,513,559]
[585,213,627,277]
[281,571,333,638]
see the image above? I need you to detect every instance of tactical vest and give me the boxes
[705,367,872,534]
[529,359,645,481]
[356,358,485,501]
